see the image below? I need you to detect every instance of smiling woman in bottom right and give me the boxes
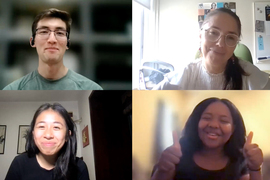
[151,97,263,180]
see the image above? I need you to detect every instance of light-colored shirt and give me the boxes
[153,58,270,90]
[3,69,103,90]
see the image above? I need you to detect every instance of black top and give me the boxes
[5,153,90,180]
[174,154,248,180]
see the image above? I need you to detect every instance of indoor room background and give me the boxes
[132,0,270,89]
[133,90,270,180]
[0,90,132,180]
[0,90,96,180]
[0,0,132,90]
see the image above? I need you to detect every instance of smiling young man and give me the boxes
[3,8,102,90]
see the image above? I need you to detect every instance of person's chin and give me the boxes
[203,141,221,149]
[41,149,57,155]
[208,54,228,64]
[43,56,61,63]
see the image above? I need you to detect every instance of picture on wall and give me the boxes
[82,125,90,148]
[198,2,236,28]
[0,125,7,154]
[17,125,30,154]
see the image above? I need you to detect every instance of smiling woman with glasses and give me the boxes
[153,8,270,90]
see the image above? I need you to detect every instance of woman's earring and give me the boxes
[231,56,235,64]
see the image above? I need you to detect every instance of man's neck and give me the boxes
[38,61,68,80]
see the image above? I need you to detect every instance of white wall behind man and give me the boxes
[158,0,270,71]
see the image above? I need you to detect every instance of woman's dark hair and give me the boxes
[26,103,77,180]
[179,97,246,162]
[201,8,249,90]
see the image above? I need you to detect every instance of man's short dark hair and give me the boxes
[31,8,72,39]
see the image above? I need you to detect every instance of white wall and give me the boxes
[78,91,96,180]
[0,91,95,180]
[158,0,270,71]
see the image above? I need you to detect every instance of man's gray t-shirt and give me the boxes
[3,69,102,90]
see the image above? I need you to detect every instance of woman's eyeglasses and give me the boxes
[36,28,68,41]
[204,28,240,47]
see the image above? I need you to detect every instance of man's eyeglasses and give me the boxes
[204,28,240,47]
[36,28,68,41]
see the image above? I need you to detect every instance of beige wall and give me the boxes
[133,90,270,179]
[158,0,270,71]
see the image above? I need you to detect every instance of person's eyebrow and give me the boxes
[211,26,238,35]
[36,26,66,31]
[36,26,49,30]
[36,121,64,126]
[53,122,64,126]
[55,27,66,31]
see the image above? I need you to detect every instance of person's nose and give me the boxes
[216,35,226,47]
[47,31,57,43]
[44,127,54,139]
[208,118,219,128]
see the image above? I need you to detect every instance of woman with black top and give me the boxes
[151,98,263,180]
[5,103,90,180]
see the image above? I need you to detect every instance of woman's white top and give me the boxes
[153,58,270,90]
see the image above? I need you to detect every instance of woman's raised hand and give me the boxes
[152,131,182,180]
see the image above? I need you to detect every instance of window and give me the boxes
[132,0,159,89]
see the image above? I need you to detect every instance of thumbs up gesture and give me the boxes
[243,131,263,171]
[154,131,182,179]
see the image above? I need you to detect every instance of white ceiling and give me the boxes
[0,91,92,102]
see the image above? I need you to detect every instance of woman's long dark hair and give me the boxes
[202,8,249,89]
[26,103,78,180]
[180,98,246,162]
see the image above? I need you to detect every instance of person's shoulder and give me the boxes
[179,58,203,75]
[13,152,31,163]
[76,157,90,179]
[187,58,203,68]
[68,70,103,90]
[183,58,202,75]
[3,71,38,90]
[76,157,87,169]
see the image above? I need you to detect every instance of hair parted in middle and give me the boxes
[200,8,249,90]
[25,103,78,180]
[179,97,246,162]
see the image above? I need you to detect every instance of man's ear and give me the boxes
[66,39,70,49]
[30,37,36,47]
